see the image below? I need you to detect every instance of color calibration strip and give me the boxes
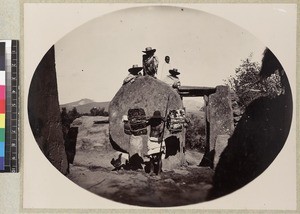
[0,40,19,172]
[0,42,5,170]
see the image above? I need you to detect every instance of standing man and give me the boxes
[146,111,166,175]
[147,111,165,156]
[160,56,172,80]
[123,64,143,85]
[163,68,181,90]
[142,47,159,77]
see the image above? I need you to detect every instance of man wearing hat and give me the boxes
[163,68,181,89]
[147,111,165,155]
[160,55,172,80]
[142,47,159,77]
[145,111,166,175]
[123,64,142,85]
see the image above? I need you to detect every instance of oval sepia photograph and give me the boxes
[27,5,293,207]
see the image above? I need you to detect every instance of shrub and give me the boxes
[66,107,80,123]
[185,112,206,152]
[90,107,109,116]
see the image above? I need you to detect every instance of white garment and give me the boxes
[129,135,143,157]
[123,74,138,85]
[163,75,181,88]
[147,137,165,155]
[160,62,172,80]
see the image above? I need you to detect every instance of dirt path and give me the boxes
[67,160,213,207]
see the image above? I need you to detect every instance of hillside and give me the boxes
[60,97,204,116]
[61,98,94,107]
[60,99,110,114]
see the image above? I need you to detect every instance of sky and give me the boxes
[54,6,266,104]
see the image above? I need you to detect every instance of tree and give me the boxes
[185,113,206,152]
[90,107,99,116]
[225,54,285,115]
[68,107,80,121]
[225,55,262,112]
[90,107,109,116]
[61,107,70,125]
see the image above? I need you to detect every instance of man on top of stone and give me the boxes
[163,68,181,89]
[160,55,172,80]
[123,64,143,85]
[142,47,159,77]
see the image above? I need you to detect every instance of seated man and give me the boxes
[123,64,142,85]
[163,68,181,89]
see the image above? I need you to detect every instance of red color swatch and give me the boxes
[0,100,4,113]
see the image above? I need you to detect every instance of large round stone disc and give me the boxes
[109,76,183,153]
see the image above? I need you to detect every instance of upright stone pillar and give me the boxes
[200,85,234,168]
[28,45,68,175]
[208,85,234,151]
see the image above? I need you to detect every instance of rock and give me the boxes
[80,138,96,150]
[234,115,242,122]
[207,86,234,152]
[163,178,176,184]
[233,108,242,116]
[28,46,68,174]
[185,150,204,166]
[200,86,234,169]
[72,118,83,126]
[173,168,190,175]
[213,134,230,167]
[209,48,293,200]
[109,76,184,155]
[162,153,182,171]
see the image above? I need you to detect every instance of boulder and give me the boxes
[209,48,293,200]
[28,46,68,174]
[213,134,230,167]
[161,153,182,171]
[109,76,184,155]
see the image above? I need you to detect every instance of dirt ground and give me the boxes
[67,116,214,207]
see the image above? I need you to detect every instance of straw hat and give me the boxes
[142,47,156,54]
[169,68,180,75]
[128,64,143,74]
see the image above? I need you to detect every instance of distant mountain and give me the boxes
[60,99,110,114]
[60,98,203,115]
[61,98,94,107]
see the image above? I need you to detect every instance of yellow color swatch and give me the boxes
[0,114,5,128]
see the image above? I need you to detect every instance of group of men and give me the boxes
[121,109,166,175]
[119,47,185,175]
[123,47,181,90]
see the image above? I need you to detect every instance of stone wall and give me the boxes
[28,46,68,175]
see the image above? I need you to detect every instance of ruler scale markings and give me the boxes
[12,40,19,172]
